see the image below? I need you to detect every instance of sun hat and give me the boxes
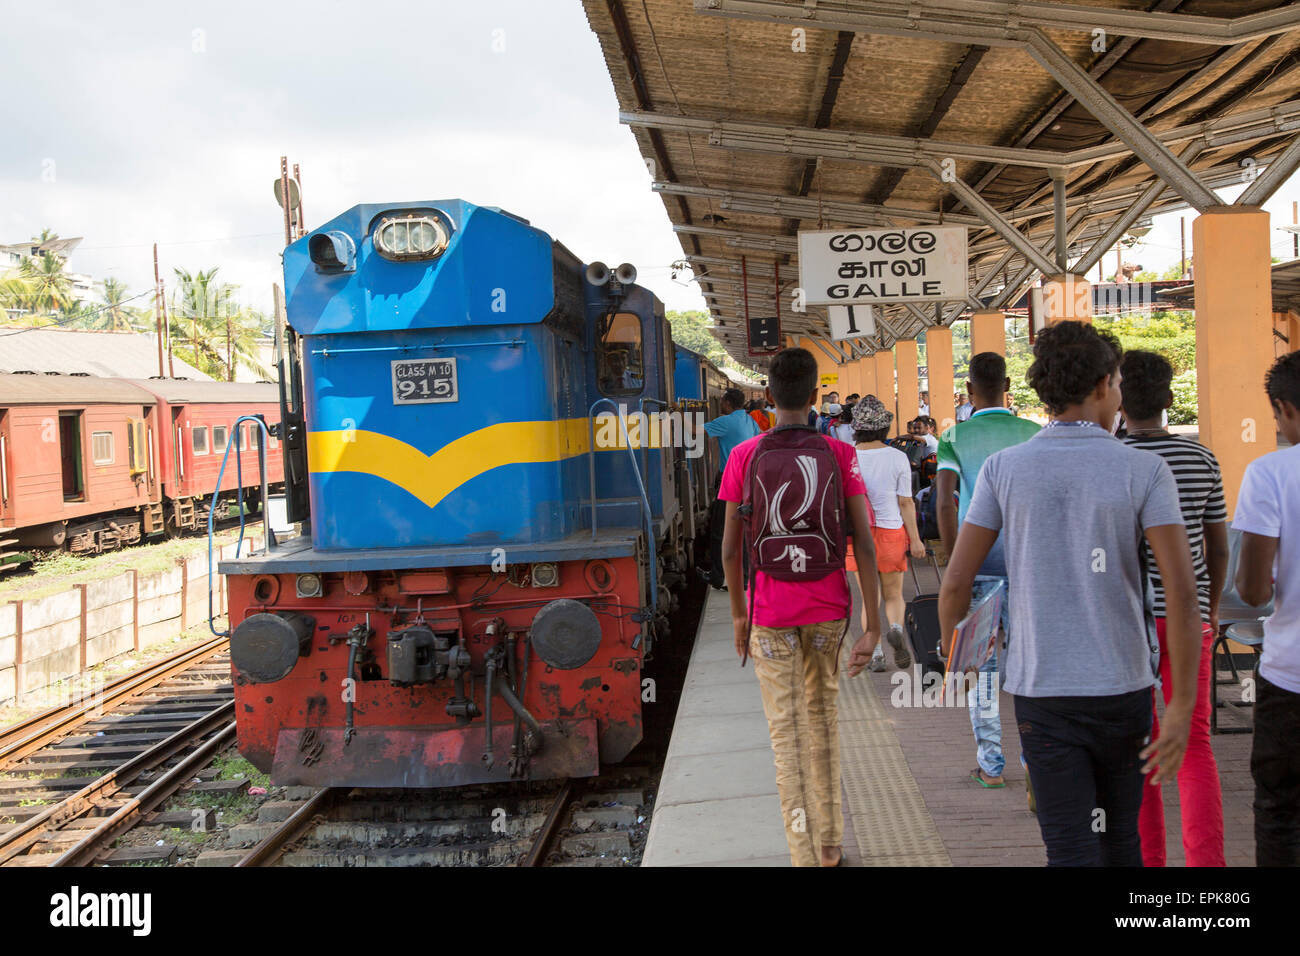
[851,394,893,432]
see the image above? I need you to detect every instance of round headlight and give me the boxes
[375,215,449,260]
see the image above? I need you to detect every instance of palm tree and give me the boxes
[95,277,142,332]
[0,272,35,319]
[18,252,74,314]
[170,267,270,380]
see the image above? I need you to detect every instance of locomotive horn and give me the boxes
[614,262,637,285]
[585,261,610,286]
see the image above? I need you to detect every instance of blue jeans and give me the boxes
[969,575,1008,777]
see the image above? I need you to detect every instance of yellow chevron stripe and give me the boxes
[307,419,596,510]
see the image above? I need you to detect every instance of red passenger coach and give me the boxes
[128,379,284,535]
[0,373,162,555]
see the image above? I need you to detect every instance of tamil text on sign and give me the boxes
[798,226,968,305]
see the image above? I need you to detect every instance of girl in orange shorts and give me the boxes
[842,396,926,671]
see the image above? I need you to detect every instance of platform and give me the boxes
[644,570,1258,867]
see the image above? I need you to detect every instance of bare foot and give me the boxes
[820,845,843,867]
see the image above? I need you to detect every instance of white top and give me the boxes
[831,422,855,445]
[1233,444,1300,694]
[855,446,912,529]
[922,433,939,455]
[918,403,930,416]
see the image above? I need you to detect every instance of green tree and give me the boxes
[16,252,74,314]
[171,267,270,380]
[666,309,739,371]
[91,277,144,332]
[1169,369,1198,425]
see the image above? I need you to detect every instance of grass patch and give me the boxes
[0,527,254,603]
[17,798,50,807]
[163,825,215,846]
[210,753,270,789]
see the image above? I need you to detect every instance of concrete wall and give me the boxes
[0,533,261,707]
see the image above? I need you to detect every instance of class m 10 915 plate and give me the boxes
[391,357,458,404]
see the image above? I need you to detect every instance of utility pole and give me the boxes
[152,244,165,377]
[293,163,306,239]
[227,316,234,381]
[1180,217,1186,279]
[279,158,294,249]
[1294,202,1299,258]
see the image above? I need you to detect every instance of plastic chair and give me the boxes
[1211,528,1271,734]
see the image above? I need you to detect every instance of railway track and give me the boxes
[228,767,655,867]
[0,638,236,866]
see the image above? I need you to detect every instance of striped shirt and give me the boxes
[1121,433,1227,619]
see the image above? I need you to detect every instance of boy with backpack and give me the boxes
[719,347,881,868]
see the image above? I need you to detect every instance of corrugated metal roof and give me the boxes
[124,378,280,404]
[582,0,1300,364]
[0,372,157,406]
[0,327,209,379]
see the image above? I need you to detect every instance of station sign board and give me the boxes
[827,304,875,341]
[798,226,969,305]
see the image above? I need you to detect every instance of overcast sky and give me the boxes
[0,0,708,316]
[3,1,1298,323]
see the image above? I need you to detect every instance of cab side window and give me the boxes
[597,312,644,396]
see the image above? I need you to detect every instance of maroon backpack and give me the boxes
[737,425,849,661]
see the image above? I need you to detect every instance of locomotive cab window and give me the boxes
[597,312,644,396]
[212,426,228,454]
[191,426,209,456]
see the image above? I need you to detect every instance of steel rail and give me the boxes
[0,636,229,771]
[52,719,238,867]
[235,787,338,867]
[520,780,575,868]
[0,700,235,864]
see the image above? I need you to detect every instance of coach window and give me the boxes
[192,426,209,456]
[91,431,114,465]
[212,426,228,455]
[597,312,644,396]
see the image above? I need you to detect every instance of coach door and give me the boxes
[0,409,9,523]
[59,410,85,502]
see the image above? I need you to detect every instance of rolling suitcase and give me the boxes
[904,552,946,676]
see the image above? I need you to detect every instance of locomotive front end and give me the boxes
[219,200,661,788]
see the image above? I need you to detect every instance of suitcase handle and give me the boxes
[907,547,944,593]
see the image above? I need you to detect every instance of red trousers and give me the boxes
[1138,619,1225,867]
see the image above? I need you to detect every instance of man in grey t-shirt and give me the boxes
[937,322,1202,867]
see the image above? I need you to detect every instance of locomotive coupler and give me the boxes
[343,618,374,746]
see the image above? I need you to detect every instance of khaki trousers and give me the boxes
[750,618,847,867]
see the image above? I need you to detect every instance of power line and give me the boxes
[0,289,156,337]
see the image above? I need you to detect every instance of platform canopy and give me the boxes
[582,0,1300,365]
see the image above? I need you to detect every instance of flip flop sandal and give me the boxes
[970,768,1006,789]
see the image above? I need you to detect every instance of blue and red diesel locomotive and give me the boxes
[219,199,745,787]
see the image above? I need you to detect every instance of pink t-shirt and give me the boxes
[719,432,871,628]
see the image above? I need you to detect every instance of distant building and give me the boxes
[0,326,210,379]
[0,236,94,303]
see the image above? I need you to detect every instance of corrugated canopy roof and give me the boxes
[0,327,209,379]
[582,0,1300,365]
